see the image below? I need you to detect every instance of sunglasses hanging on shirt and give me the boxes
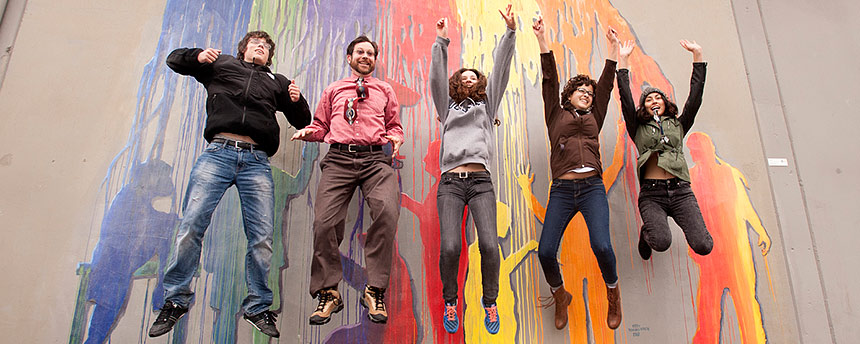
[652,112,670,144]
[345,77,368,125]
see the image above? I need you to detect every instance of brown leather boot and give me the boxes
[552,286,573,329]
[606,285,622,329]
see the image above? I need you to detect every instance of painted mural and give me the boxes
[68,0,777,343]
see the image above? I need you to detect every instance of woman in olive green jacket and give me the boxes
[616,39,714,260]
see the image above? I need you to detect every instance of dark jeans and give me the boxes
[538,176,617,287]
[436,171,499,305]
[309,149,400,296]
[638,178,713,255]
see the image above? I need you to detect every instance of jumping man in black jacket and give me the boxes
[148,31,311,339]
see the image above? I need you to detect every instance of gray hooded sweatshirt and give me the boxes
[430,28,516,173]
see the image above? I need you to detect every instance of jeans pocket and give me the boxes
[472,177,495,193]
[585,176,604,187]
[204,142,222,152]
[254,150,269,162]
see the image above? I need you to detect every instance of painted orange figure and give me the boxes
[516,121,627,343]
[687,132,770,344]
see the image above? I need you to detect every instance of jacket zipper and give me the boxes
[577,116,585,168]
[241,65,254,125]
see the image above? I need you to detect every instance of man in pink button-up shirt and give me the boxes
[292,35,403,326]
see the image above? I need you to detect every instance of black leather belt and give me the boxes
[642,178,686,188]
[212,137,256,150]
[442,171,490,178]
[330,143,383,152]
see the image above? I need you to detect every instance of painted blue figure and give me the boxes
[150,29,312,339]
[84,160,178,344]
[203,142,319,343]
[70,0,259,342]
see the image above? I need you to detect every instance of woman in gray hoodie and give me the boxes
[429,5,516,335]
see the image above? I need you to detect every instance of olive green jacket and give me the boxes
[616,62,707,182]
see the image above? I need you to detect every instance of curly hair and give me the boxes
[636,89,678,123]
[560,74,598,110]
[448,68,487,104]
[237,31,275,66]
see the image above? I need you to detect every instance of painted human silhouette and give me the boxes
[401,139,468,343]
[202,142,318,343]
[83,160,178,344]
[323,200,417,344]
[463,202,538,343]
[688,132,770,344]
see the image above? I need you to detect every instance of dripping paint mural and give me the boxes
[65,0,782,343]
[688,132,770,344]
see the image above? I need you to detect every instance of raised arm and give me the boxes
[616,40,638,140]
[429,18,451,122]
[533,16,559,122]
[592,27,619,130]
[486,4,517,119]
[678,40,707,134]
[532,15,550,54]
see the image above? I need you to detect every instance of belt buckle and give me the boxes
[348,144,357,153]
[233,140,241,149]
[458,171,468,179]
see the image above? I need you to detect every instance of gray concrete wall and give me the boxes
[731,0,860,342]
[0,0,854,343]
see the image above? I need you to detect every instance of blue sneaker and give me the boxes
[443,301,459,333]
[483,301,500,334]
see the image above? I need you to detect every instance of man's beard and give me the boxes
[350,58,375,75]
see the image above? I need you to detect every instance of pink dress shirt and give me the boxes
[304,76,403,145]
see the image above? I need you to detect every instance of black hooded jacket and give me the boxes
[167,48,311,156]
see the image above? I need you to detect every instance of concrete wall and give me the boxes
[0,0,854,343]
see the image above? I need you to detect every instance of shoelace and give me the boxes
[315,292,333,312]
[538,296,556,309]
[445,304,457,321]
[485,305,498,322]
[155,302,179,322]
[261,311,277,324]
[368,288,386,310]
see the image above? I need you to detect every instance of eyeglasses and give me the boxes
[249,38,272,51]
[575,87,594,98]
[345,78,368,125]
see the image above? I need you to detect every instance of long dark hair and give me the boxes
[636,90,678,123]
[448,68,487,103]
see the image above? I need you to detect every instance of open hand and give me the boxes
[290,128,318,141]
[680,39,702,54]
[620,40,635,58]
[680,39,703,62]
[384,135,403,158]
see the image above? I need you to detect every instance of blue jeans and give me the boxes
[538,176,617,287]
[163,141,275,315]
[436,171,499,304]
